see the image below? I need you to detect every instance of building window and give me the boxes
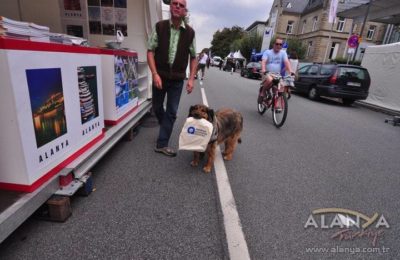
[312,16,318,31]
[353,24,358,32]
[329,42,340,60]
[367,25,376,40]
[336,17,345,32]
[286,21,294,34]
[301,20,306,34]
[307,41,313,57]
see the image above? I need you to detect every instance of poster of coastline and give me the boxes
[114,55,139,109]
[77,66,99,124]
[26,68,67,148]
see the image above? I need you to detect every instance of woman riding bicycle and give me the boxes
[258,37,294,103]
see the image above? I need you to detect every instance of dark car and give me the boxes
[240,62,262,79]
[293,63,371,105]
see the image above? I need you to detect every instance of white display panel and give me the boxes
[0,41,104,191]
[101,49,139,125]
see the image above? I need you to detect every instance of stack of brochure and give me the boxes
[0,16,88,46]
[48,33,88,46]
[0,16,50,42]
[29,22,50,42]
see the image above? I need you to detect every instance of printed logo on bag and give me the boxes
[187,126,208,137]
[187,126,195,134]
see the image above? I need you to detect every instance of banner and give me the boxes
[328,0,339,23]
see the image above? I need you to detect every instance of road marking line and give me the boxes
[200,87,208,106]
[200,87,251,260]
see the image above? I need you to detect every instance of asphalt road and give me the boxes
[0,68,399,259]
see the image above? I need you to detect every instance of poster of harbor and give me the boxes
[114,55,139,109]
[26,68,67,148]
[77,66,99,124]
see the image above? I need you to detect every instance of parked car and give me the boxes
[240,62,262,79]
[211,56,222,67]
[298,62,313,70]
[293,63,371,105]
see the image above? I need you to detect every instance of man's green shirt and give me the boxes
[148,20,196,65]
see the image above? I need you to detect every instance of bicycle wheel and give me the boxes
[272,93,288,128]
[257,86,267,115]
[258,101,267,115]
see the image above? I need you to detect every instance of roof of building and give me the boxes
[245,21,266,32]
[302,0,324,15]
[337,0,400,25]
[282,0,309,14]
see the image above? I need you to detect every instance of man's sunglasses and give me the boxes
[275,43,283,46]
[172,2,185,8]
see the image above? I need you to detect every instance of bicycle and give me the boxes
[257,73,294,128]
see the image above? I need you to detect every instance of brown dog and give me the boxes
[188,104,243,173]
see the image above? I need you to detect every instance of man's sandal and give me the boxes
[154,147,177,157]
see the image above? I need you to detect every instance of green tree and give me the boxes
[239,33,263,61]
[286,37,307,60]
[270,36,307,60]
[230,38,242,53]
[210,26,244,58]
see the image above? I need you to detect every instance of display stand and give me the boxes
[137,62,150,105]
[0,38,152,243]
[0,38,105,192]
[100,49,143,126]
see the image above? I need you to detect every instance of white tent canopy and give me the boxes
[226,50,245,60]
[233,50,245,59]
[361,42,400,112]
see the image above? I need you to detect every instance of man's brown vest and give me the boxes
[155,20,195,80]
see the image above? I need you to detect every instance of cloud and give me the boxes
[189,12,215,29]
[189,12,217,52]
[231,0,267,9]
[163,0,274,53]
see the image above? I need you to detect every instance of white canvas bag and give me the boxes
[179,117,213,152]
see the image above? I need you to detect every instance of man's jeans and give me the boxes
[152,79,184,148]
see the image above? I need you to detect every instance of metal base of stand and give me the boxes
[385,116,400,126]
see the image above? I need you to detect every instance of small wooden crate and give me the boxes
[46,195,72,222]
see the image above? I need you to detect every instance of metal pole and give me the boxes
[346,21,355,64]
[352,0,371,63]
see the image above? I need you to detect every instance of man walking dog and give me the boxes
[147,0,197,157]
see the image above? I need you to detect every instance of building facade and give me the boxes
[245,21,267,37]
[267,0,390,62]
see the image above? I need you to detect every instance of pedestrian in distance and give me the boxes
[206,55,210,69]
[147,0,197,157]
[218,59,223,70]
[197,50,208,80]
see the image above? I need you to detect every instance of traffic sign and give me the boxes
[348,34,359,48]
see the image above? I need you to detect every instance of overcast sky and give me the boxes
[162,0,274,53]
